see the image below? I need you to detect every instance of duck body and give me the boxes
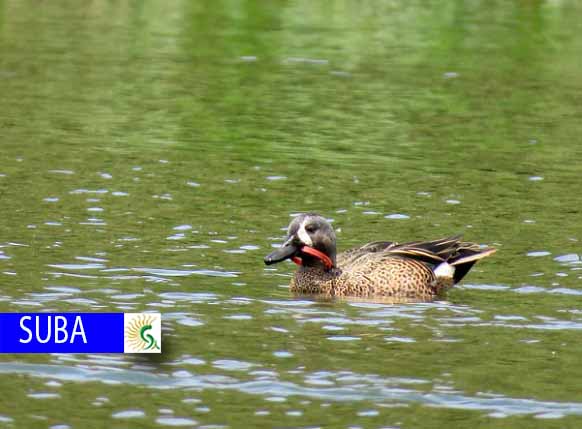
[265,213,496,301]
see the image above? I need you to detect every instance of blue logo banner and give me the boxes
[0,313,160,353]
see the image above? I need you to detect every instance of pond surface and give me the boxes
[1,1,582,428]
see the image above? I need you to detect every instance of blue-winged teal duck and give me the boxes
[264,213,496,301]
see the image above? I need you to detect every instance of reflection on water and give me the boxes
[1,0,582,427]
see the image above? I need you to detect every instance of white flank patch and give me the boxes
[434,262,455,279]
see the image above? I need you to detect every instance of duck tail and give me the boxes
[449,247,496,283]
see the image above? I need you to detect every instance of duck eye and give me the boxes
[305,224,317,233]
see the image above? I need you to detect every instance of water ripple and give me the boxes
[2,363,582,417]
[133,268,239,278]
[48,263,106,270]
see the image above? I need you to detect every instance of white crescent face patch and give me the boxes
[297,219,313,247]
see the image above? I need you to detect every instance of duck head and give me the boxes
[264,213,337,270]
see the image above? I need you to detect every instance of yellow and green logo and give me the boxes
[124,313,161,353]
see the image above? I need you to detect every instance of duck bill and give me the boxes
[264,240,301,265]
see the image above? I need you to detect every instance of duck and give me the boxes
[264,213,496,301]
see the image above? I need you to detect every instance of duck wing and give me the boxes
[384,236,496,283]
[339,236,495,284]
[337,241,397,267]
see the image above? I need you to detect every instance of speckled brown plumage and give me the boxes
[265,213,496,301]
[291,246,453,300]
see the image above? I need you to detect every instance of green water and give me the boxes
[1,1,582,428]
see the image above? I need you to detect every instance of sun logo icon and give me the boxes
[124,313,161,353]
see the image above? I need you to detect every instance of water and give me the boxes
[1,1,582,427]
